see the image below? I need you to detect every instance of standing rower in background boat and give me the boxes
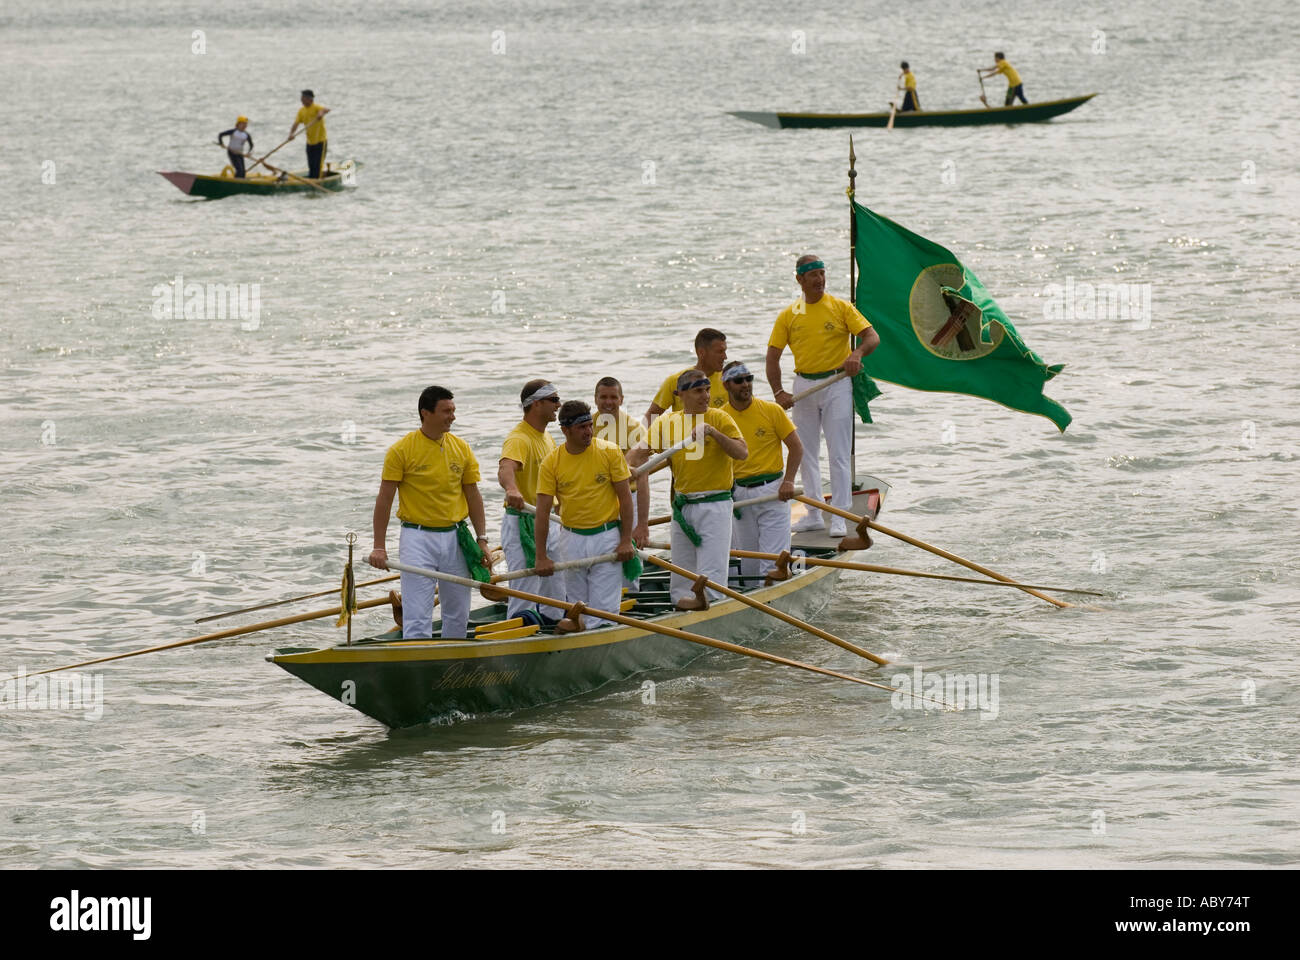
[499,379,567,622]
[630,370,747,610]
[594,376,650,592]
[217,116,253,178]
[289,89,330,178]
[643,328,731,424]
[535,401,637,633]
[766,254,879,538]
[367,385,490,639]
[898,62,920,112]
[980,53,1028,106]
[721,361,802,582]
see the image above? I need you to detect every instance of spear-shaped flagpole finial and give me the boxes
[847,135,857,199]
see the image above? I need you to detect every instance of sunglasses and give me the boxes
[731,375,754,384]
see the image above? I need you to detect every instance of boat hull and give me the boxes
[158,160,357,199]
[731,94,1097,129]
[270,484,887,729]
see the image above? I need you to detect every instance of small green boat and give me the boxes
[269,482,888,729]
[731,94,1097,129]
[158,159,358,199]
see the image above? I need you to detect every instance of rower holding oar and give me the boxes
[766,254,880,538]
[216,116,253,178]
[594,376,651,593]
[629,370,747,610]
[980,52,1028,106]
[721,361,802,583]
[534,401,638,633]
[289,89,330,178]
[367,385,491,639]
[499,379,568,622]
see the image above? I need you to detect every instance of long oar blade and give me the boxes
[195,574,398,623]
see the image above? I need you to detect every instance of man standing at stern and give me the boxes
[629,370,747,610]
[499,379,566,621]
[368,385,490,640]
[766,254,879,538]
[534,401,637,633]
[289,89,330,178]
[722,361,803,582]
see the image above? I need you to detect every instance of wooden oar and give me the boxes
[646,486,803,527]
[977,71,989,108]
[727,548,1103,596]
[790,370,850,404]
[642,553,889,667]
[634,434,695,477]
[32,594,394,677]
[244,111,328,176]
[491,551,623,583]
[216,145,332,195]
[195,574,398,622]
[386,558,948,705]
[795,495,1074,609]
[887,99,898,130]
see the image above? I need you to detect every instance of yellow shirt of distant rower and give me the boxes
[500,420,557,505]
[647,408,743,494]
[725,398,795,480]
[902,70,917,91]
[382,430,481,527]
[995,61,1021,86]
[537,439,631,529]
[769,293,873,375]
[295,104,328,144]
[594,409,645,490]
[651,368,729,412]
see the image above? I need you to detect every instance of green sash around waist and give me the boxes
[454,520,491,583]
[505,506,536,568]
[671,491,733,547]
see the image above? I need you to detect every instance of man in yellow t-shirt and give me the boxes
[289,89,330,178]
[630,369,748,609]
[643,327,730,424]
[535,400,637,632]
[594,376,651,591]
[766,254,880,537]
[498,378,566,620]
[368,385,490,639]
[980,53,1027,106]
[722,361,803,582]
[898,61,920,112]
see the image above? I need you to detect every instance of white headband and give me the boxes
[520,383,559,409]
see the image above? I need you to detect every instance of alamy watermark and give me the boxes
[1042,277,1151,329]
[151,274,261,330]
[891,666,999,719]
[1,669,104,720]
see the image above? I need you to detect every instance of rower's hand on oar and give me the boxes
[843,355,863,377]
[774,389,794,410]
[778,479,797,501]
[535,554,555,578]
[616,537,636,563]
[632,523,650,548]
[368,547,389,570]
[504,489,525,510]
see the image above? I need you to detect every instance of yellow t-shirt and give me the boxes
[651,368,729,412]
[381,430,481,527]
[647,408,743,494]
[995,61,1021,86]
[295,104,328,144]
[594,409,645,491]
[726,398,795,480]
[902,71,917,91]
[500,420,557,505]
[768,293,872,375]
[537,439,631,529]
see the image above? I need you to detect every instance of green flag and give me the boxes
[852,199,1071,431]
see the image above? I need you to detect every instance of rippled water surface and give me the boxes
[1,0,1297,868]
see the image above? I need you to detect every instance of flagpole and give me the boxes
[847,136,858,490]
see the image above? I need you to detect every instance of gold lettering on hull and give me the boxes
[434,663,523,690]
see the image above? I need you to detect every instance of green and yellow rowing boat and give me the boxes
[158,160,358,199]
[731,94,1097,129]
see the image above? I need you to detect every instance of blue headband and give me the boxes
[676,377,709,393]
[796,260,825,276]
[722,363,753,383]
[559,411,593,428]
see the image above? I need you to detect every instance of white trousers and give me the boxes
[563,525,622,628]
[731,478,792,580]
[792,373,854,515]
[669,496,733,604]
[398,525,470,639]
[501,511,568,619]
